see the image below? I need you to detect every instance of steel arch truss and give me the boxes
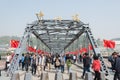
[27,20,88,53]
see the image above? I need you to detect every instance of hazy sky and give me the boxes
[0,0,120,40]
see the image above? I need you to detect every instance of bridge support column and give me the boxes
[55,72,63,80]
[0,70,1,76]
[40,72,49,80]
[100,72,105,80]
[69,72,77,80]
[11,71,20,80]
[24,72,32,80]
[85,72,93,80]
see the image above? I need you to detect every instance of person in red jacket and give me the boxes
[92,55,101,80]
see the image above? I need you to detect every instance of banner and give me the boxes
[10,39,19,48]
[103,39,115,48]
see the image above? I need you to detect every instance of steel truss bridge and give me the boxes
[27,20,88,54]
[7,16,109,78]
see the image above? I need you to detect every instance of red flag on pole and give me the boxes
[10,40,19,48]
[108,40,115,48]
[79,48,87,54]
[37,49,42,54]
[89,44,93,50]
[103,39,115,48]
[103,40,109,47]
[28,46,36,53]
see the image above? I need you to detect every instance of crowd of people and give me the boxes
[4,51,120,80]
[17,53,74,77]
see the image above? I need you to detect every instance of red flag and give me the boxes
[28,46,36,53]
[10,40,19,48]
[103,40,109,47]
[65,52,69,55]
[70,51,76,55]
[37,49,42,54]
[89,44,93,50]
[103,39,115,48]
[79,48,87,54]
[40,50,45,54]
[68,52,73,54]
[109,40,115,48]
[44,51,49,54]
[74,50,79,55]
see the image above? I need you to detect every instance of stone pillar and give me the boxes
[0,70,1,76]
[40,72,49,80]
[24,72,32,80]
[0,55,1,60]
[69,72,77,80]
[84,72,93,80]
[100,72,105,80]
[55,72,63,80]
[11,71,20,80]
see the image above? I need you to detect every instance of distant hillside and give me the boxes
[1,36,117,48]
[112,38,120,41]
[0,36,37,46]
[0,36,20,45]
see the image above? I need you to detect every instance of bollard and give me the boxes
[55,72,63,80]
[84,72,93,80]
[69,72,77,80]
[40,72,49,80]
[0,70,1,76]
[0,55,1,60]
[100,72,105,80]
[24,72,32,80]
[11,71,20,80]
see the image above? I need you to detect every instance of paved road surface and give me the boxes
[0,59,114,80]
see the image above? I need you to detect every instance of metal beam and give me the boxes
[64,26,85,50]
[32,31,51,50]
[28,19,88,53]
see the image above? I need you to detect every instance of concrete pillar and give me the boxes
[0,70,1,76]
[55,72,63,80]
[0,55,1,60]
[100,72,105,80]
[11,71,20,80]
[84,72,93,80]
[40,72,49,80]
[69,72,77,80]
[24,72,32,80]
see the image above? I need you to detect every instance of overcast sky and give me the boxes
[0,0,120,40]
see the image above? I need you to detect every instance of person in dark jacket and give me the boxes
[108,52,115,70]
[46,54,51,71]
[31,55,37,75]
[81,53,91,79]
[55,56,61,72]
[112,52,120,80]
[24,53,31,72]
[21,54,25,70]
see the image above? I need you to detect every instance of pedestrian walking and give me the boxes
[112,52,120,80]
[60,55,65,73]
[81,53,91,79]
[24,53,31,72]
[92,55,101,80]
[31,55,37,75]
[66,57,72,73]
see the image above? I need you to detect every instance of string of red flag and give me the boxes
[103,39,115,48]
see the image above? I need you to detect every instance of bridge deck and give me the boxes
[0,59,114,80]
